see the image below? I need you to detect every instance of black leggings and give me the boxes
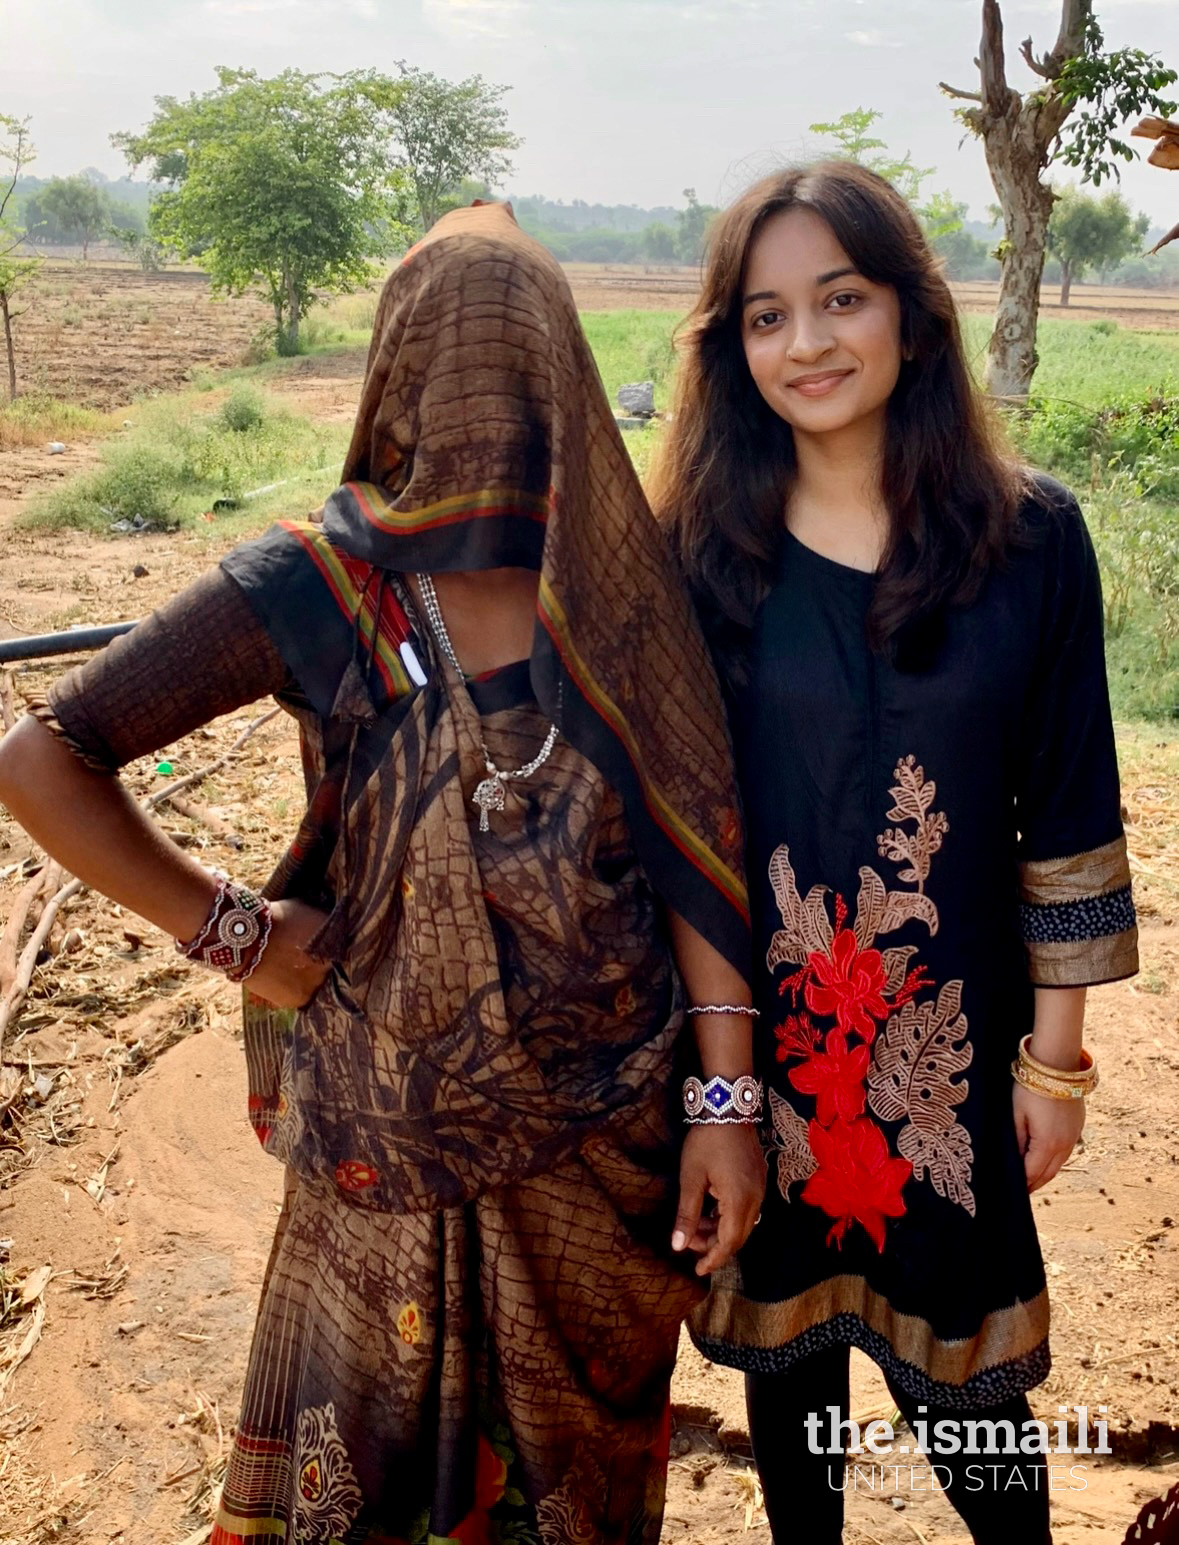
[746,1344,1052,1544]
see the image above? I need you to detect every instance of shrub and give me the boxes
[24,387,344,533]
[31,444,182,533]
[219,384,267,433]
[1008,391,1179,499]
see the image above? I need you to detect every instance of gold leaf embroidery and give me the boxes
[867,980,975,1216]
[767,845,833,970]
[881,945,919,993]
[880,890,941,936]
[877,754,949,895]
[768,1087,818,1202]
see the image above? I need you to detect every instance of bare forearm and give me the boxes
[668,908,754,1078]
[0,716,219,940]
[1029,986,1087,1070]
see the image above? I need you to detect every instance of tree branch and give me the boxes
[979,0,1013,113]
[1019,37,1054,80]
[939,82,984,102]
[1023,0,1091,82]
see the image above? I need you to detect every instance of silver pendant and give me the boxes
[472,774,507,832]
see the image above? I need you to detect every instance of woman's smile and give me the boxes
[787,368,855,397]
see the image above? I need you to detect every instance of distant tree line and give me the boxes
[16,173,144,254]
[514,189,719,265]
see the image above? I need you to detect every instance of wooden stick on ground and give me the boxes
[0,863,59,999]
[162,794,244,850]
[0,874,85,1063]
[144,707,280,811]
[0,670,15,733]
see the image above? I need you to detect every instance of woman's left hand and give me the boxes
[672,1124,766,1277]
[1013,1083,1086,1192]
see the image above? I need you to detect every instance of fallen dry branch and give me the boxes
[0,876,85,1064]
[0,866,57,1000]
[144,707,280,811]
[162,795,244,850]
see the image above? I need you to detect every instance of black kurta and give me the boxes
[690,475,1138,1409]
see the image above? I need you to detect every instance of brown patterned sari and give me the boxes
[38,205,748,1545]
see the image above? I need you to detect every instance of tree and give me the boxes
[676,188,718,265]
[366,63,520,231]
[931,202,1001,279]
[941,2,1176,398]
[808,109,962,240]
[36,176,110,258]
[112,226,167,273]
[115,69,412,354]
[1047,185,1149,302]
[640,222,677,263]
[0,116,39,400]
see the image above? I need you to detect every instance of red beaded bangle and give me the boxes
[176,878,272,982]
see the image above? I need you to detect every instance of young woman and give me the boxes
[0,203,765,1544]
[652,162,1138,1544]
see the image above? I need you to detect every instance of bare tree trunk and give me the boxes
[981,112,1056,397]
[1060,260,1074,306]
[0,291,15,402]
[942,0,1090,399]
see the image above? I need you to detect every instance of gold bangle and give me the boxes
[1017,1034,1096,1083]
[1012,1034,1098,1100]
[1011,1060,1094,1101]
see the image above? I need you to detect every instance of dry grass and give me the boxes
[0,394,116,452]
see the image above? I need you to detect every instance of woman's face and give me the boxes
[740,206,903,444]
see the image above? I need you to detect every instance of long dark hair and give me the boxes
[649,161,1025,680]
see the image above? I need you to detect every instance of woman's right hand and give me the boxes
[245,899,332,1008]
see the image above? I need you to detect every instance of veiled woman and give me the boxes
[0,204,765,1545]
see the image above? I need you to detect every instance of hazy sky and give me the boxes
[3,0,1177,226]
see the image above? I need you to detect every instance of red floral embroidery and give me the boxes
[773,1011,820,1062]
[802,1117,913,1252]
[787,1030,871,1125]
[335,1159,380,1192]
[804,927,891,1040]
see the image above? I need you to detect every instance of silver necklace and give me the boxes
[416,574,559,832]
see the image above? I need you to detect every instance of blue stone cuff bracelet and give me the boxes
[683,1074,763,1124]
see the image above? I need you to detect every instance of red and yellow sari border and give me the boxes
[347,479,551,537]
[280,521,413,701]
[538,575,749,922]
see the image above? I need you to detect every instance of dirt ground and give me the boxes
[9,262,271,411]
[0,267,1176,1545]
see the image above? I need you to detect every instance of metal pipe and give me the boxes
[0,621,141,664]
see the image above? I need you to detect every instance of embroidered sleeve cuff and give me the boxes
[24,696,118,775]
[1019,834,1138,987]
